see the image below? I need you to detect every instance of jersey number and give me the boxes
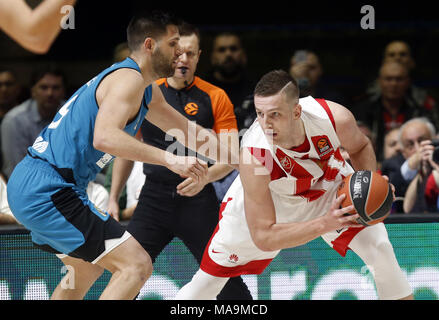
[48,94,78,129]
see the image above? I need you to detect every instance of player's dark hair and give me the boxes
[254,70,299,103]
[126,10,180,51]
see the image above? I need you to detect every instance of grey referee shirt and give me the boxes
[1,99,62,178]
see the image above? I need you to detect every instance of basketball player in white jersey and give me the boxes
[176,70,413,300]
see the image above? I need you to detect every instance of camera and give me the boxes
[431,139,439,163]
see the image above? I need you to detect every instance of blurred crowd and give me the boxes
[1,35,438,225]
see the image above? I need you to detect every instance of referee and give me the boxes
[109,22,252,300]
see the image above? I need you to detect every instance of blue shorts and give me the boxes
[7,155,127,263]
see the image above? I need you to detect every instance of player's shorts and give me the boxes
[200,180,369,278]
[7,155,130,263]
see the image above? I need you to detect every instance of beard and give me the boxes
[151,47,175,78]
[214,58,244,78]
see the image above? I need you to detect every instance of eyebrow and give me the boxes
[255,107,281,113]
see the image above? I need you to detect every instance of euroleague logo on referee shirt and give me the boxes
[184,102,199,115]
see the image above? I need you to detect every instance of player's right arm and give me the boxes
[240,147,360,252]
[0,0,76,54]
[94,69,206,183]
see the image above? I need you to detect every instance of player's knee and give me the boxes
[136,251,153,280]
[124,257,152,284]
[375,239,396,264]
[121,248,152,281]
[364,238,395,271]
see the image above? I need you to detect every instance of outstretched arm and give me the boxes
[0,0,76,54]
[94,68,206,182]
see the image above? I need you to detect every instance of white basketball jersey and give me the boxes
[204,97,354,271]
[241,96,354,223]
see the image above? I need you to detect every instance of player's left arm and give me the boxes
[326,100,377,171]
[146,82,239,167]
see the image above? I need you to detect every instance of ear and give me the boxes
[293,103,302,119]
[143,37,155,52]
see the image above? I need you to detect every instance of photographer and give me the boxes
[381,117,436,212]
[403,138,439,213]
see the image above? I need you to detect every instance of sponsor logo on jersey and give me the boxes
[311,135,334,160]
[94,205,107,218]
[32,136,49,153]
[96,153,113,169]
[229,254,239,263]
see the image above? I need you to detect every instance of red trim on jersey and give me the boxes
[200,198,273,277]
[298,189,326,202]
[315,99,336,131]
[333,148,345,163]
[331,226,366,257]
[320,164,340,182]
[276,148,314,194]
[248,147,286,181]
[290,137,310,153]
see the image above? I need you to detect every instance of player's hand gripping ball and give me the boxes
[337,171,393,226]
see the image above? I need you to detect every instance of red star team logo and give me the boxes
[279,155,293,172]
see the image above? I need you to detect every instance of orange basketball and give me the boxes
[337,171,393,226]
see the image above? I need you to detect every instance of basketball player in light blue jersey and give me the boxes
[7,11,237,300]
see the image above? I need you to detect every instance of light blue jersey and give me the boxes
[28,57,152,190]
[7,57,152,260]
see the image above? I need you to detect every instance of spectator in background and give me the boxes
[403,155,439,214]
[381,117,436,213]
[112,42,131,64]
[366,40,438,127]
[0,174,17,224]
[0,68,20,120]
[352,61,432,162]
[122,160,146,221]
[383,126,402,161]
[206,32,256,130]
[1,65,65,178]
[0,68,21,175]
[357,121,377,155]
[289,50,346,105]
[402,128,439,214]
[205,32,256,201]
[340,121,375,167]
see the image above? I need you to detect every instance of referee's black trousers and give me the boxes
[127,178,253,300]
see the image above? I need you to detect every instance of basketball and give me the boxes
[337,170,393,226]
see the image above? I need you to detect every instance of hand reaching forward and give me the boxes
[167,155,208,184]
